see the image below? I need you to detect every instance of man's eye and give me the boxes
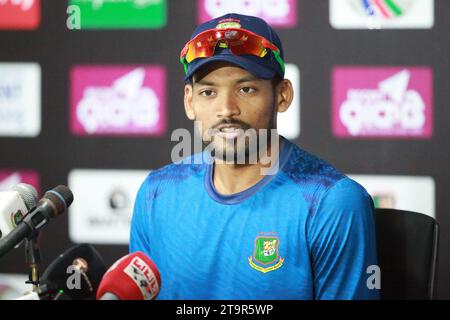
[200,90,215,97]
[240,87,256,94]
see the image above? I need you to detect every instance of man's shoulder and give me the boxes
[320,176,373,210]
[325,177,370,199]
[281,141,346,191]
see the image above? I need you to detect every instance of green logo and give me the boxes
[216,21,241,29]
[69,0,167,29]
[11,210,25,227]
[248,234,284,273]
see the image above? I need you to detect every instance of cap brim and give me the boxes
[184,53,277,81]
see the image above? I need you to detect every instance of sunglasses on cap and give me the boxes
[179,27,285,75]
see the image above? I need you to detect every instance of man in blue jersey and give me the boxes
[130,13,379,300]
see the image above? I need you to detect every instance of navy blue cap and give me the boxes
[183,13,285,81]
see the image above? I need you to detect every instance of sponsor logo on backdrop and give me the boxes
[68,169,149,244]
[0,0,40,30]
[0,63,41,137]
[198,0,297,27]
[332,67,432,138]
[330,0,434,29]
[0,170,40,195]
[349,175,435,218]
[67,0,166,29]
[70,66,166,136]
[277,64,300,140]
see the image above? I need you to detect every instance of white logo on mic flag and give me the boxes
[124,257,159,300]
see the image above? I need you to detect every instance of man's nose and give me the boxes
[216,91,241,118]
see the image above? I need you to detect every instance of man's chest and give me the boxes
[148,192,314,299]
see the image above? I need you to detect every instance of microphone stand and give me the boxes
[25,234,41,292]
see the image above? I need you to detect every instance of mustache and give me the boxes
[211,119,251,130]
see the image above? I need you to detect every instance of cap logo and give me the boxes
[216,18,241,29]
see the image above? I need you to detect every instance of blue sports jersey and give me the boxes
[130,138,380,300]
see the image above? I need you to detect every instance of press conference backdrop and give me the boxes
[0,0,449,299]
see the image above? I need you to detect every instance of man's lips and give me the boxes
[212,124,246,139]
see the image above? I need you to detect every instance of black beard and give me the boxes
[202,130,273,164]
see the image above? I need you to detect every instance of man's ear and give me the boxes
[275,79,294,113]
[184,83,196,120]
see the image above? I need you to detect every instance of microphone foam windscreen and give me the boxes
[40,243,107,300]
[52,185,74,207]
[12,183,38,210]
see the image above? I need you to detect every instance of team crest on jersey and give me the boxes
[248,232,284,273]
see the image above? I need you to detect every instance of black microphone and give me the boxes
[0,185,73,258]
[39,244,107,300]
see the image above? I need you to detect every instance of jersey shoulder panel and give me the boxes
[280,142,346,215]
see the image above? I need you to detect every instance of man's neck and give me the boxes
[212,137,283,195]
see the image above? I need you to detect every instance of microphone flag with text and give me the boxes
[97,251,161,300]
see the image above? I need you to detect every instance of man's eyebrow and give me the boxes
[193,75,261,86]
[194,79,215,86]
[236,75,260,83]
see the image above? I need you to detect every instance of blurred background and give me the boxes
[0,0,448,299]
